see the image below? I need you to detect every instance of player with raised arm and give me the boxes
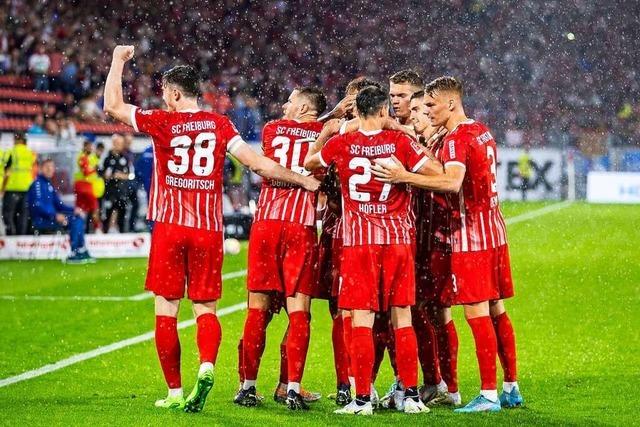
[408,91,461,406]
[304,86,431,416]
[103,45,320,413]
[233,87,326,411]
[371,76,523,412]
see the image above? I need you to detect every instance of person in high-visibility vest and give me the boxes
[1,131,36,235]
[74,139,104,232]
[517,148,533,201]
[0,146,10,235]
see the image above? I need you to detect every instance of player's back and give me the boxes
[132,108,243,231]
[443,120,507,251]
[254,119,322,226]
[320,129,427,246]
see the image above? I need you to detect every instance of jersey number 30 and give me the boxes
[168,133,216,176]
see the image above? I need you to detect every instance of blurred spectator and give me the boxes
[134,144,154,229]
[1,132,36,235]
[28,158,95,264]
[78,90,106,121]
[27,114,47,135]
[123,133,140,231]
[28,44,50,92]
[74,140,103,232]
[101,134,132,233]
[55,112,77,141]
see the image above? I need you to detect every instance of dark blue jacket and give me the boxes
[27,174,74,229]
[135,145,154,196]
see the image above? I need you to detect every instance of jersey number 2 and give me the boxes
[168,133,216,176]
[348,157,392,202]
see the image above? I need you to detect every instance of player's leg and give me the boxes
[153,296,184,409]
[335,309,375,416]
[428,304,460,405]
[330,301,351,405]
[454,301,501,413]
[283,293,312,410]
[412,302,442,404]
[236,291,271,407]
[145,222,188,409]
[490,299,523,407]
[342,310,354,389]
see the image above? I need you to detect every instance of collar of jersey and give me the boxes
[450,118,475,133]
[358,128,382,136]
[177,108,201,113]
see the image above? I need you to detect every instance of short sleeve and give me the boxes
[441,135,468,169]
[220,117,245,154]
[397,134,428,173]
[319,135,342,167]
[132,107,170,135]
[261,121,278,153]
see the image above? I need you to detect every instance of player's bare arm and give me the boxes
[371,156,465,193]
[308,119,342,158]
[232,143,320,192]
[103,45,138,126]
[318,93,356,122]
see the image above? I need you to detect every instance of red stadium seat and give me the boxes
[0,88,64,103]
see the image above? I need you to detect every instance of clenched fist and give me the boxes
[112,45,135,62]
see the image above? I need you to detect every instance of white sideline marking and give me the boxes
[0,302,247,389]
[0,202,571,388]
[0,269,247,302]
[505,201,572,225]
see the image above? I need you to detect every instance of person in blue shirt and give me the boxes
[28,158,95,264]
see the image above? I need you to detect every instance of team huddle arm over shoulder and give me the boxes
[231,142,320,192]
[103,46,138,128]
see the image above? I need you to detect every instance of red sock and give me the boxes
[196,313,221,364]
[279,329,288,384]
[155,315,181,389]
[237,338,244,383]
[351,326,374,396]
[372,316,388,381]
[242,308,268,381]
[287,311,310,383]
[436,320,459,392]
[492,312,518,382]
[413,307,441,385]
[332,316,350,386]
[394,326,419,389]
[342,316,353,377]
[467,316,498,390]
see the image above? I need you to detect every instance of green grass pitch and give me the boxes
[1,202,638,426]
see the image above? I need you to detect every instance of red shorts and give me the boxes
[338,244,415,312]
[247,220,318,298]
[451,244,514,305]
[416,250,453,306]
[145,222,224,301]
[74,181,98,212]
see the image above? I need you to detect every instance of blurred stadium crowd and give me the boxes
[0,0,638,235]
[1,0,638,145]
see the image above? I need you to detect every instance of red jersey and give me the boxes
[441,119,508,252]
[319,129,428,247]
[415,145,451,253]
[131,107,244,231]
[254,119,322,226]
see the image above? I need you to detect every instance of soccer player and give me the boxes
[408,91,461,406]
[377,69,425,409]
[304,86,431,416]
[103,45,320,412]
[234,87,326,411]
[371,76,523,412]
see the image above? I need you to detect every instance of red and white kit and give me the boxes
[316,166,343,300]
[247,119,323,297]
[131,108,244,301]
[319,129,428,311]
[414,139,454,306]
[441,119,514,304]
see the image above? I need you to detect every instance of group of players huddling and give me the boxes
[104,44,524,416]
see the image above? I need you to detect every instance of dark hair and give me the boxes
[13,131,26,143]
[424,76,463,97]
[96,142,105,150]
[296,86,327,114]
[39,157,54,166]
[356,86,389,118]
[410,90,425,101]
[345,76,382,94]
[389,69,423,88]
[162,65,201,98]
